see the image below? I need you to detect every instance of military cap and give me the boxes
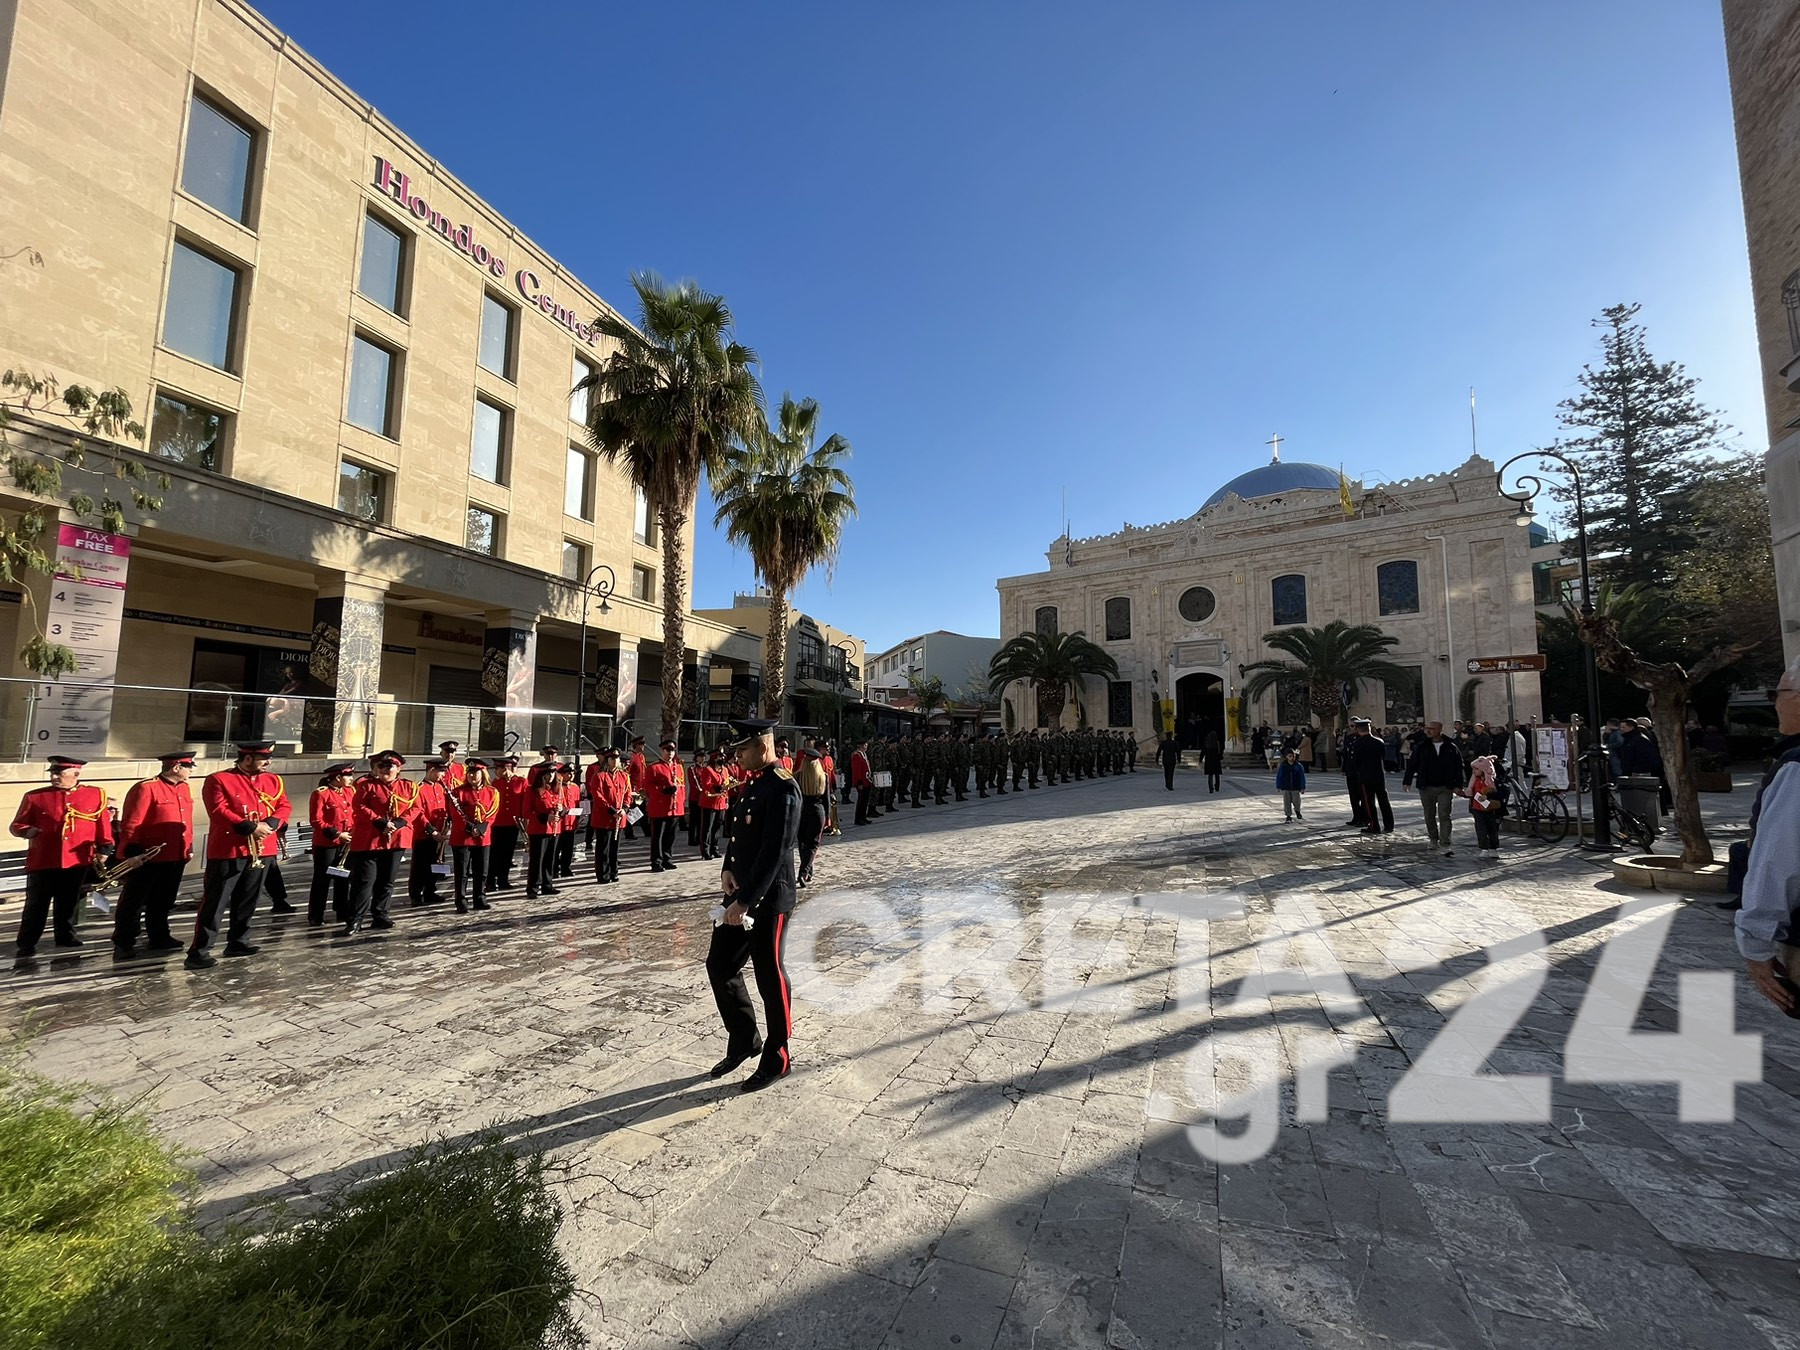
[234,741,276,756]
[158,751,197,765]
[322,762,356,777]
[370,750,406,767]
[47,755,86,770]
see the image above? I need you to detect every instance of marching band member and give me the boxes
[449,757,500,912]
[408,758,452,905]
[587,747,632,884]
[187,742,288,970]
[11,755,113,962]
[342,751,419,937]
[487,755,527,890]
[624,736,648,839]
[113,751,195,959]
[437,740,466,789]
[307,763,355,925]
[523,762,564,898]
[695,747,732,861]
[555,763,581,878]
[645,738,688,872]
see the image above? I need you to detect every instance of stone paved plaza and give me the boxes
[7,765,1799,1349]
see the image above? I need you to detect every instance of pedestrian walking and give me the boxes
[1202,731,1223,793]
[1463,754,1504,860]
[644,738,688,871]
[1275,750,1307,820]
[1347,719,1393,833]
[1405,721,1465,855]
[1157,733,1180,790]
[342,751,419,936]
[796,747,829,886]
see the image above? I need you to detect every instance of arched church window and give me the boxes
[1271,574,1307,626]
[1376,560,1421,616]
[1034,605,1058,636]
[1104,596,1131,641]
[1177,586,1216,624]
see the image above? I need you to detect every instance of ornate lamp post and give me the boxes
[832,639,857,747]
[572,563,616,776]
[1496,452,1612,848]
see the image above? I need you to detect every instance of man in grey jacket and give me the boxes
[1737,657,1800,1015]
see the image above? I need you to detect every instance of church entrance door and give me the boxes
[1175,673,1224,752]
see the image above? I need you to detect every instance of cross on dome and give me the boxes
[1266,433,1283,463]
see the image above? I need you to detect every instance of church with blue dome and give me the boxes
[995,445,1555,748]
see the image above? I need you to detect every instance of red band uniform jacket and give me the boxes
[587,767,633,829]
[524,771,564,836]
[349,777,422,851]
[449,783,500,847]
[202,769,291,861]
[497,773,532,827]
[414,779,452,846]
[119,776,193,861]
[695,764,730,813]
[309,784,354,852]
[644,760,688,819]
[11,783,113,870]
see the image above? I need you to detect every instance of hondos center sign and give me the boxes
[372,157,604,347]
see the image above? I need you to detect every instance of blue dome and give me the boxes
[1200,461,1341,511]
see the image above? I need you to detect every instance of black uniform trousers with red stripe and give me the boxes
[705,910,792,1075]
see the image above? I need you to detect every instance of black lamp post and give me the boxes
[571,563,616,777]
[1496,452,1612,848]
[832,639,857,747]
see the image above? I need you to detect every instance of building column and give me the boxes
[590,636,639,749]
[480,610,538,751]
[303,574,386,757]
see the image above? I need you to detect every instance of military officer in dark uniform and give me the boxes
[707,718,802,1093]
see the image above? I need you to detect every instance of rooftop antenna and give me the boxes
[1469,387,1478,457]
[1266,432,1283,463]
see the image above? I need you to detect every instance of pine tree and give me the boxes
[1544,303,1728,588]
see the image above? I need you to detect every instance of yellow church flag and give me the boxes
[1339,468,1355,518]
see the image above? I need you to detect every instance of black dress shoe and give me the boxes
[269,901,297,915]
[740,1063,790,1093]
[663,860,678,870]
[112,944,139,961]
[472,898,490,910]
[53,935,84,948]
[184,950,216,970]
[339,922,361,938]
[370,917,395,930]
[147,938,185,953]
[224,941,260,956]
[710,1044,764,1079]
[454,899,469,914]
[542,885,560,895]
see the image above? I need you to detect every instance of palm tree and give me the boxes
[987,630,1119,729]
[711,393,856,719]
[580,274,764,739]
[1239,621,1412,747]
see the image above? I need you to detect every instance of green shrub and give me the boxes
[55,1134,585,1350]
[0,1060,191,1350]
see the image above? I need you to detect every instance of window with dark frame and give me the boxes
[565,445,594,520]
[561,540,588,582]
[471,397,508,483]
[466,506,500,556]
[1271,573,1308,626]
[357,213,407,315]
[149,392,226,471]
[337,460,387,522]
[1034,605,1058,636]
[1376,560,1421,616]
[479,292,516,379]
[180,93,255,225]
[162,240,243,371]
[1104,596,1131,641]
[631,564,654,601]
[346,334,400,437]
[1107,680,1133,727]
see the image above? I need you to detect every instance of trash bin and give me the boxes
[1615,775,1662,832]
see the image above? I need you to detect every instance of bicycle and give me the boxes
[1502,768,1571,844]
[1606,792,1657,851]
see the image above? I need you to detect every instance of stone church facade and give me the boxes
[994,452,1552,747]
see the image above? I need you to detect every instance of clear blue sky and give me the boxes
[259,0,1758,654]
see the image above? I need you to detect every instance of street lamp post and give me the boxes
[572,563,616,777]
[1496,452,1612,849]
[833,639,856,747]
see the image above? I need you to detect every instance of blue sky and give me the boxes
[259,0,1758,654]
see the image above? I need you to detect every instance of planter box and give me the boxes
[1611,854,1729,894]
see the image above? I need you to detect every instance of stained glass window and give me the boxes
[1108,680,1133,727]
[1178,586,1216,623]
[1035,606,1058,636]
[1104,597,1131,641]
[1377,560,1421,616]
[1271,574,1307,626]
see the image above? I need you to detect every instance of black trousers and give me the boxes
[114,858,186,948]
[347,849,401,925]
[190,856,266,953]
[526,834,558,894]
[409,836,446,900]
[649,817,678,868]
[1359,782,1394,831]
[1347,775,1367,823]
[1207,768,1222,791]
[15,866,85,954]
[701,809,726,858]
[798,796,827,880]
[555,830,576,877]
[487,826,520,886]
[309,846,350,924]
[1163,763,1176,790]
[262,860,289,904]
[452,844,489,905]
[594,829,621,882]
[706,910,792,1075]
[855,786,872,825]
[1472,811,1501,850]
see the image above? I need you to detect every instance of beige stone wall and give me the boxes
[0,0,677,594]
[1722,0,1800,662]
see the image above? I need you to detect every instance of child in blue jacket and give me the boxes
[1275,750,1307,820]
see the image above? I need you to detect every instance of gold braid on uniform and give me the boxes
[61,786,108,838]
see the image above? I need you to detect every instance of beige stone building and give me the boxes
[1722,0,1800,664]
[693,592,865,727]
[0,0,761,797]
[995,452,1551,748]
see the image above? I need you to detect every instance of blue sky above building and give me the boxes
[256,0,1758,651]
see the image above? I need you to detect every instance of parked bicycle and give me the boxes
[1502,767,1571,844]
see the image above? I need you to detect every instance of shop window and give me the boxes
[1104,596,1131,641]
[1377,560,1421,617]
[565,445,595,521]
[181,92,256,225]
[471,396,509,484]
[346,333,401,437]
[149,392,227,471]
[1271,573,1308,626]
[1107,680,1133,727]
[162,240,244,371]
[479,292,516,379]
[337,460,388,522]
[466,506,501,556]
[357,212,408,315]
[183,639,306,742]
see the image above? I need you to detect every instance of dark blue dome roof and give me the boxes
[1200,461,1340,510]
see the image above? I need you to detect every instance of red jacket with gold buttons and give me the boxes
[643,759,688,819]
[449,783,500,847]
[348,777,422,851]
[10,783,113,871]
[309,785,354,850]
[523,769,564,836]
[202,769,290,861]
[118,775,193,862]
